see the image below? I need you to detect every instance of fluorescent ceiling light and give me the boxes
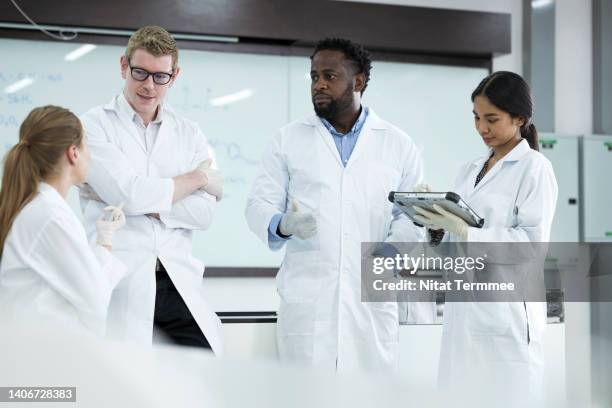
[0,22,239,43]
[210,89,254,107]
[532,0,554,8]
[4,77,35,94]
[64,44,97,61]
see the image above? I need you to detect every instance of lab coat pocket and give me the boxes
[277,250,322,289]
[466,302,511,337]
[277,291,320,336]
[368,203,392,242]
[482,193,515,227]
[276,251,322,336]
[369,164,400,199]
[369,301,399,342]
[277,282,321,336]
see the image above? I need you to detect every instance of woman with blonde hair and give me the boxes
[0,105,126,336]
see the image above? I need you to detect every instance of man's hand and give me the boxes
[172,170,208,203]
[196,159,224,201]
[279,200,317,239]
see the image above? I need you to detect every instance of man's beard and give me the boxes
[313,85,354,120]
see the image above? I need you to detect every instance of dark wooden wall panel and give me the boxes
[0,0,510,59]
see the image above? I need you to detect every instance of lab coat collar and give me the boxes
[361,108,386,130]
[38,182,71,210]
[310,108,386,168]
[114,92,165,126]
[468,139,532,195]
[469,138,531,168]
[301,107,386,130]
[344,108,386,166]
[499,138,531,162]
[103,94,176,155]
[103,95,146,153]
[319,105,368,135]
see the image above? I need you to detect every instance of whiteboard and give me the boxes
[0,38,488,268]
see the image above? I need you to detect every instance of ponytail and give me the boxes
[520,123,539,152]
[0,106,83,258]
[0,144,41,256]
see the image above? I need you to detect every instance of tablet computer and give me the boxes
[388,191,485,228]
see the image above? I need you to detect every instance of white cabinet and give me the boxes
[582,135,612,242]
[539,133,580,242]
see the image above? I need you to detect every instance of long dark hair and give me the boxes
[0,106,83,257]
[471,71,539,151]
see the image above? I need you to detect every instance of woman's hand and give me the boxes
[413,204,468,240]
[96,203,126,249]
[413,183,432,193]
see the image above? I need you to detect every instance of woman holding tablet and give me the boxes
[413,71,558,405]
[0,106,126,337]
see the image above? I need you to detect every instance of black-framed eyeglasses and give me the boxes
[129,65,174,85]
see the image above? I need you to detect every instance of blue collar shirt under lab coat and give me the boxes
[268,106,369,241]
[320,106,369,167]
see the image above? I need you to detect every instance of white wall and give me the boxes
[553,1,593,406]
[339,0,522,73]
[339,0,597,133]
[555,0,593,134]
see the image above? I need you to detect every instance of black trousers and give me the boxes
[153,260,211,350]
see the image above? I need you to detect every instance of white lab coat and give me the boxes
[0,183,127,336]
[437,139,558,404]
[245,109,424,372]
[79,96,223,354]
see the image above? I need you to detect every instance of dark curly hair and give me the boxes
[311,38,372,94]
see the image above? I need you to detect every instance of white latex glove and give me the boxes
[96,203,126,246]
[413,183,432,193]
[279,199,317,239]
[413,204,468,240]
[196,158,224,201]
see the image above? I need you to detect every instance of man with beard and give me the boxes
[245,38,424,372]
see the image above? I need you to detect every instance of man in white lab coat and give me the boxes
[245,38,424,372]
[79,26,224,354]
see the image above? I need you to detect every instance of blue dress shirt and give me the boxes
[268,107,370,242]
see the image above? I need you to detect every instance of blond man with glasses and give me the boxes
[79,26,223,353]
